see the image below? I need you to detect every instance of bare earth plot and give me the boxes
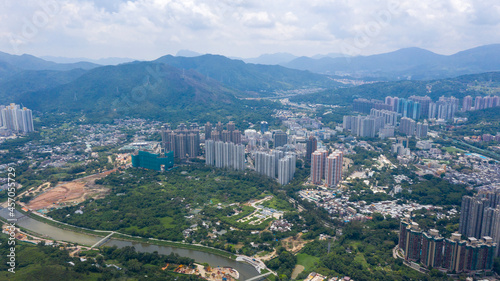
[27,169,116,210]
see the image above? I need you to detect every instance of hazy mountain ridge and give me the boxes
[282,44,500,80]
[154,54,341,93]
[0,69,87,101]
[0,51,99,72]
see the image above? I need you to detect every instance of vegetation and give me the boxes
[265,217,451,281]
[397,175,473,206]
[48,165,282,240]
[0,235,202,281]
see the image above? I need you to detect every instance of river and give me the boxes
[0,208,260,280]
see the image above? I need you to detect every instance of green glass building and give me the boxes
[132,150,174,171]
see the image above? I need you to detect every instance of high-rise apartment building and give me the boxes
[205,140,245,171]
[273,130,288,148]
[278,154,296,185]
[399,218,497,273]
[161,125,200,159]
[310,149,342,187]
[305,136,317,163]
[463,96,473,111]
[205,122,212,140]
[399,117,416,136]
[325,151,343,187]
[0,103,34,133]
[415,122,428,138]
[353,98,392,114]
[459,190,500,256]
[409,95,432,118]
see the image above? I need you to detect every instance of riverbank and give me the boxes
[14,206,238,260]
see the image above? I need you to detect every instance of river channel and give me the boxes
[0,208,259,280]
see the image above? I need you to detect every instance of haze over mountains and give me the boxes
[1,44,500,121]
[282,44,500,80]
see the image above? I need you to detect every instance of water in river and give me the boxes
[0,208,259,280]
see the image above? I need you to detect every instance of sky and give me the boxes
[1,0,500,60]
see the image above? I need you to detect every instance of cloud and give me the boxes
[0,0,499,58]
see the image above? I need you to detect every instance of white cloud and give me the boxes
[0,0,498,58]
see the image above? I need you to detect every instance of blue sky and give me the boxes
[1,0,499,60]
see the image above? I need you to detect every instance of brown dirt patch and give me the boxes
[27,169,117,210]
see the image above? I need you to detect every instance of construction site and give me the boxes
[25,169,116,211]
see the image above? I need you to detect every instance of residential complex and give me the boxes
[399,218,497,273]
[0,103,34,133]
[310,149,343,188]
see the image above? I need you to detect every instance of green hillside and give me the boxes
[14,61,276,123]
[155,54,341,94]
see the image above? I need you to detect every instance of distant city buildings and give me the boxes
[310,149,343,187]
[399,218,497,273]
[0,103,34,133]
[429,96,459,120]
[472,95,500,111]
[353,98,392,114]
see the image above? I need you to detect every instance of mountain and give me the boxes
[0,69,87,101]
[41,56,135,66]
[243,53,298,65]
[13,61,271,123]
[0,52,99,72]
[154,54,340,94]
[290,71,500,106]
[282,44,500,80]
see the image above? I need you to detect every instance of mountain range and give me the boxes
[282,44,500,80]
[2,44,500,122]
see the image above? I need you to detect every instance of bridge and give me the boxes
[91,231,114,249]
[246,272,273,281]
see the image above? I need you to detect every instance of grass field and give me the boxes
[443,146,465,154]
[261,197,296,212]
[296,253,320,271]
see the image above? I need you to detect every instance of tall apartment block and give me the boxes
[255,150,296,185]
[473,95,500,111]
[278,153,297,185]
[325,151,343,188]
[409,95,432,118]
[305,136,317,163]
[0,103,34,133]
[161,124,200,159]
[343,115,385,138]
[415,122,428,138]
[429,96,459,120]
[273,130,288,148]
[353,98,392,114]
[399,117,416,136]
[459,190,500,256]
[205,140,245,171]
[311,149,343,187]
